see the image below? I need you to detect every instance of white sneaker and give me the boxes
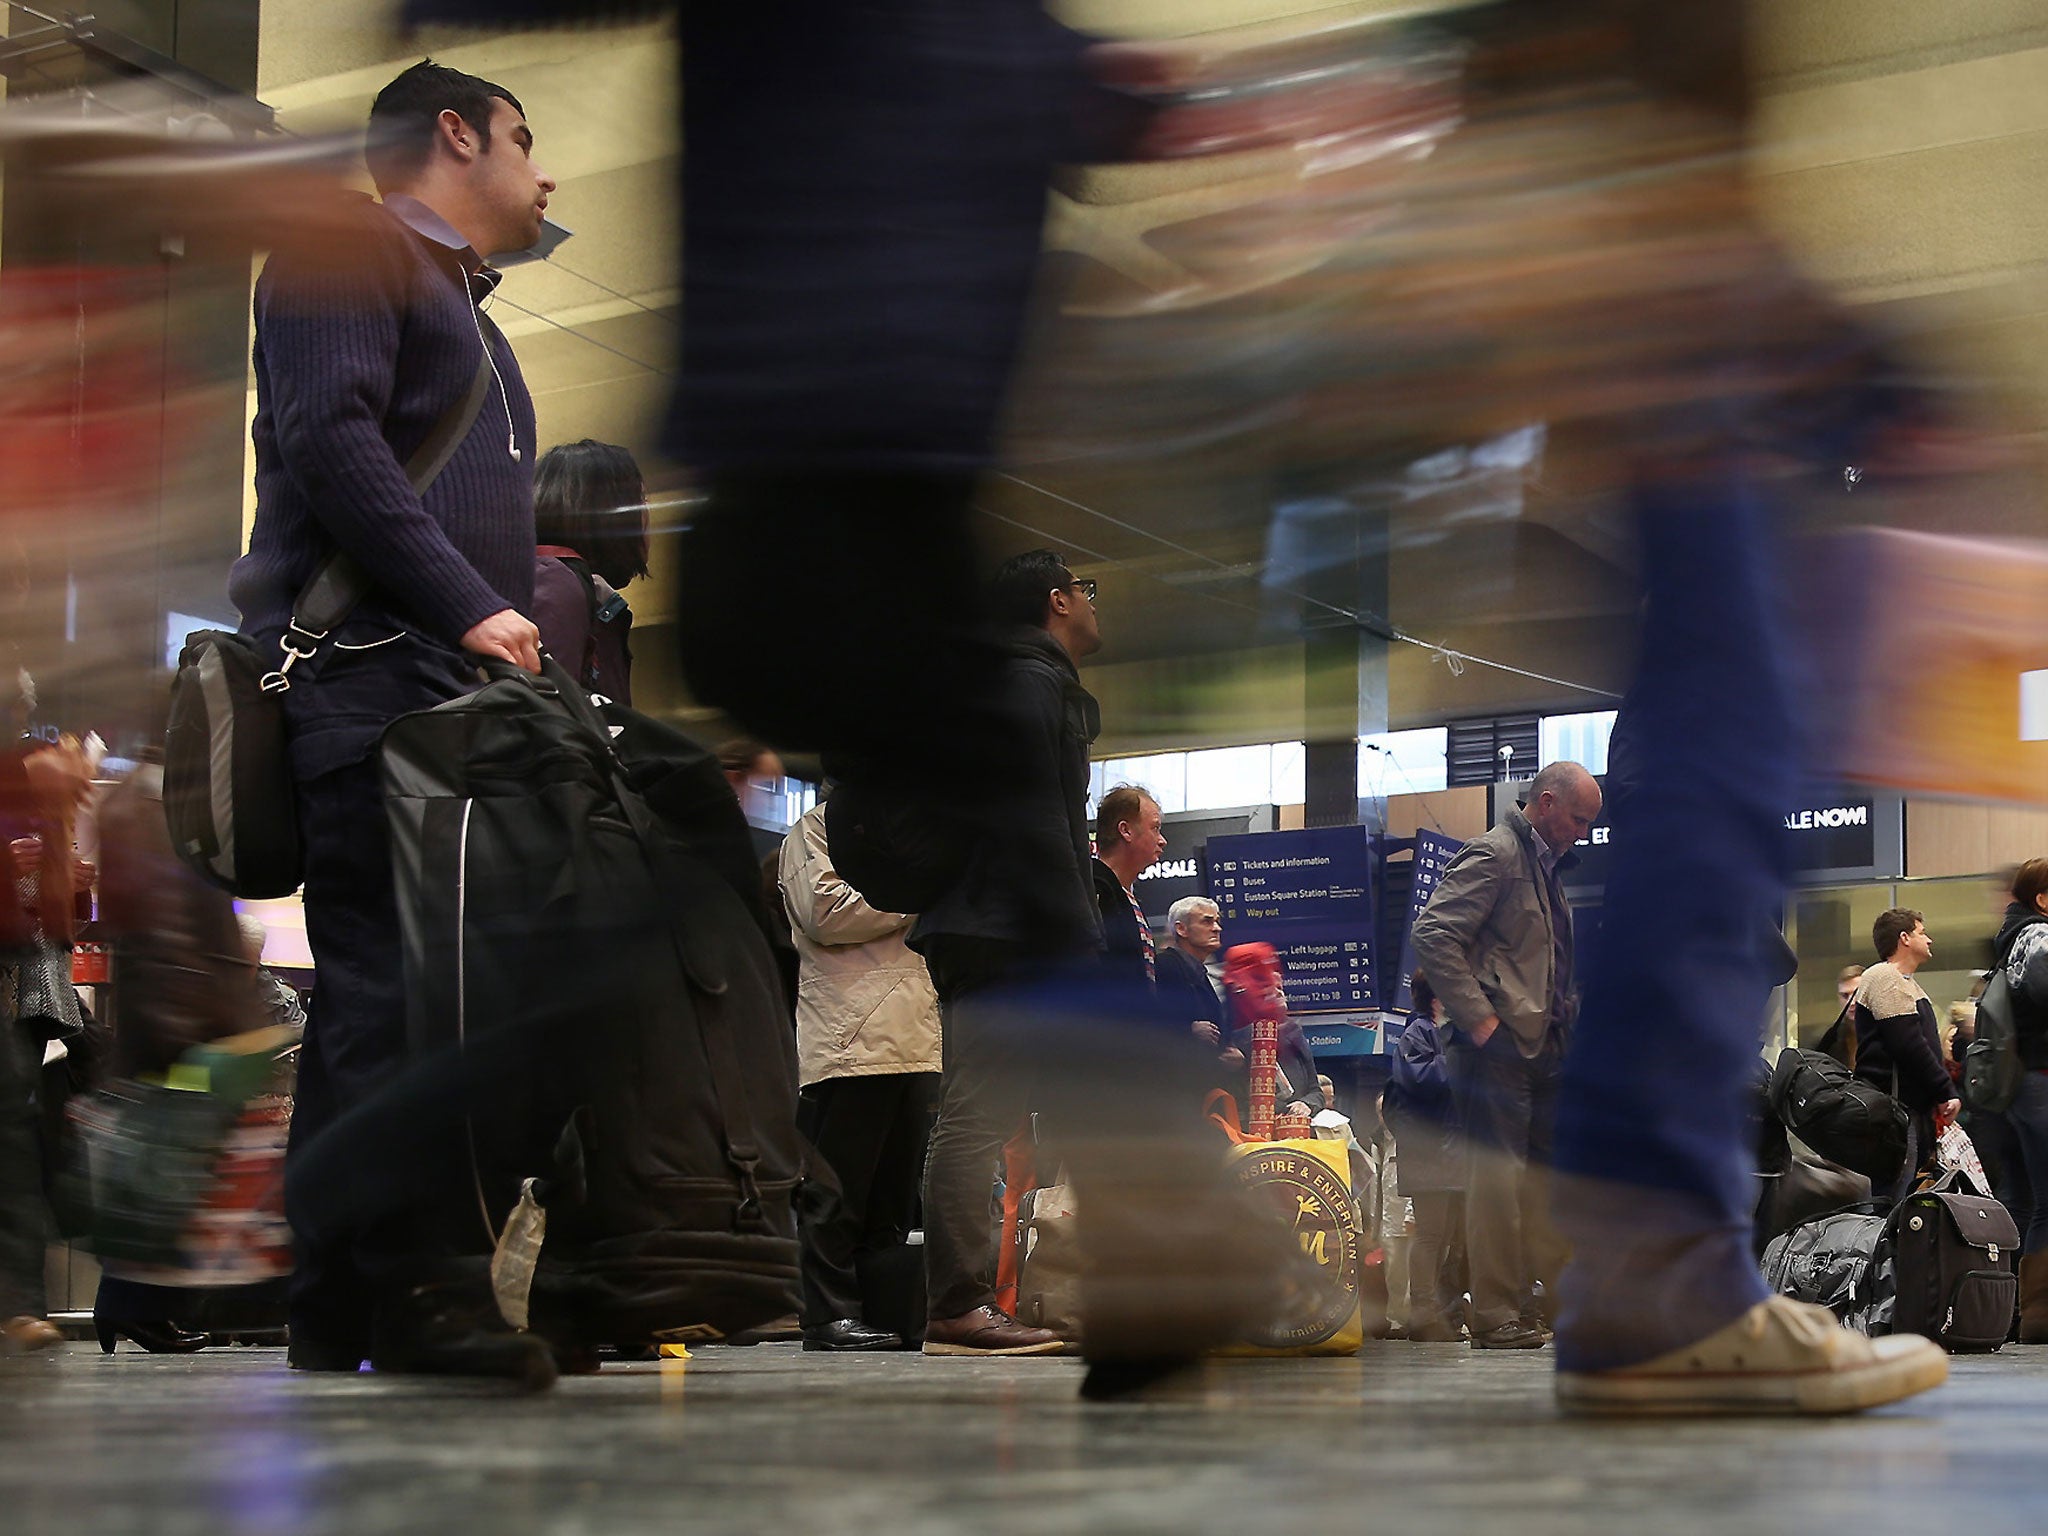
[1556,1295,1949,1416]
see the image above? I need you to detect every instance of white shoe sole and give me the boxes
[921,1339,1070,1357]
[1557,1336,1949,1416]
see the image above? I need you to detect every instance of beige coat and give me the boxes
[778,805,942,1088]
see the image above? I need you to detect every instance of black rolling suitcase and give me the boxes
[381,656,802,1349]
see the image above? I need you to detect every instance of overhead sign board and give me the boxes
[1488,779,1905,891]
[1206,827,1378,1014]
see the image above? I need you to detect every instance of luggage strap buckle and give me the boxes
[260,621,330,694]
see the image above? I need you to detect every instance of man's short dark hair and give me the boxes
[1873,907,1925,962]
[367,60,523,196]
[990,548,1073,629]
[1408,969,1437,1018]
[1095,784,1154,850]
[534,440,650,589]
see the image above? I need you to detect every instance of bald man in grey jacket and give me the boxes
[1411,761,1601,1348]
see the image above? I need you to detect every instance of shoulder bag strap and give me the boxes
[557,554,602,689]
[1815,1000,1852,1065]
[264,350,497,690]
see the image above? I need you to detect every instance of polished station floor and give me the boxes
[5,1342,2048,1534]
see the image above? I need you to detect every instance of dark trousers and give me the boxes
[920,936,1034,1321]
[797,1071,937,1327]
[284,754,411,1348]
[1407,1189,1468,1332]
[1455,1029,1563,1332]
[0,1019,46,1320]
[2006,1073,2048,1257]
[1552,470,1796,1371]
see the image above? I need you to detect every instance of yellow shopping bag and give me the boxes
[1208,1093,1364,1357]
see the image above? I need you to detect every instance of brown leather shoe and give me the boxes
[922,1305,1067,1356]
[2,1316,65,1354]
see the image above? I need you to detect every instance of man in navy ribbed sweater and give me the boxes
[229,60,554,1379]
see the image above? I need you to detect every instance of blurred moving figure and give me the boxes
[914,549,1100,1358]
[1849,909,1959,1175]
[718,739,786,826]
[230,60,555,1380]
[0,736,90,1354]
[90,762,292,1353]
[1412,761,1596,1350]
[531,439,650,705]
[779,799,941,1352]
[1091,783,1163,985]
[1385,971,1468,1344]
[1991,860,2048,1343]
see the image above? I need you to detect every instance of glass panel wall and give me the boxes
[1785,883,1901,1048]
[1783,876,2007,1050]
[1357,727,1450,797]
[1902,875,2008,1044]
[1539,710,1618,775]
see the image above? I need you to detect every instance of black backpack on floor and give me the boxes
[1888,1181,2018,1352]
[380,657,801,1348]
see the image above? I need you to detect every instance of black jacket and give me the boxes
[1995,904,2048,1070]
[1092,859,1151,984]
[912,628,1101,956]
[1155,946,1225,1026]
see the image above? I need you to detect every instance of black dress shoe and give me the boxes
[96,1316,209,1355]
[802,1319,903,1352]
[93,1277,208,1355]
[1471,1320,1549,1350]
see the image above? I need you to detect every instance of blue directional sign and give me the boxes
[1206,828,1378,1015]
[1299,1017,1382,1059]
[1390,828,1466,1014]
[1206,827,1375,927]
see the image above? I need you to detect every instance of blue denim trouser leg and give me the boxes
[1552,466,1798,1373]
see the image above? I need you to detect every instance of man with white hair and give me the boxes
[1156,897,1229,1051]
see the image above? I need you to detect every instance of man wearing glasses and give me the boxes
[912,549,1103,1355]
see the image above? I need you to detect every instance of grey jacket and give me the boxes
[1409,808,1573,1058]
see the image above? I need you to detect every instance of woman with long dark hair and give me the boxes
[531,440,651,705]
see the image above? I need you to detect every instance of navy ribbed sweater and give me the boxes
[230,197,536,646]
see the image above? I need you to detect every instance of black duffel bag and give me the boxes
[1767,1015,1909,1184]
[380,655,801,1349]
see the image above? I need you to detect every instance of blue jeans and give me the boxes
[1552,466,1799,1372]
